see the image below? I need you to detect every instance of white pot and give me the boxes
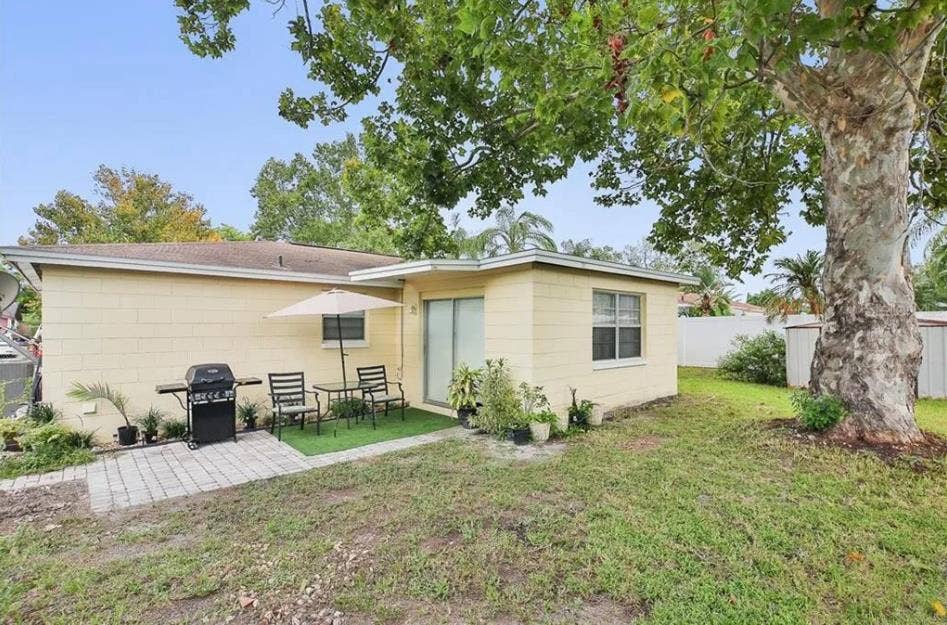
[529,422,550,443]
[587,405,604,427]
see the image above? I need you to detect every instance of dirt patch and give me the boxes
[420,529,462,552]
[609,396,679,420]
[478,437,567,463]
[0,480,89,533]
[764,418,947,469]
[138,594,220,625]
[619,435,664,452]
[551,595,651,624]
[323,487,361,505]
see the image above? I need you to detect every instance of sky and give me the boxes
[0,0,828,297]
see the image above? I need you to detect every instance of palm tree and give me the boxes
[471,208,556,257]
[683,266,734,316]
[763,250,824,320]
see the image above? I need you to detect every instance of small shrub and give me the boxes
[718,331,786,386]
[135,407,164,437]
[19,423,77,454]
[161,418,188,439]
[331,398,368,420]
[0,418,28,446]
[529,409,559,426]
[791,391,847,431]
[568,387,595,428]
[477,359,523,435]
[237,400,260,427]
[26,403,60,425]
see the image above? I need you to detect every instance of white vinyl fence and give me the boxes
[678,314,816,367]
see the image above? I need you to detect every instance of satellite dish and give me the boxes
[0,273,20,314]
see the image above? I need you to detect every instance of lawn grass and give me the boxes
[680,366,947,436]
[1,368,944,624]
[278,407,458,455]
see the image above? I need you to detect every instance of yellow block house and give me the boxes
[1,241,696,440]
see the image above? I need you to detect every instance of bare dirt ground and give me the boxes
[0,480,89,533]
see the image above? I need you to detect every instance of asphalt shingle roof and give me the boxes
[19,241,403,277]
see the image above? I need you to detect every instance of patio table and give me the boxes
[312,380,378,435]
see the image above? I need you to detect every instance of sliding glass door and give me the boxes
[424,297,485,404]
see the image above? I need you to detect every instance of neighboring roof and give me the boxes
[786,317,947,329]
[348,249,699,286]
[677,292,765,315]
[0,241,404,289]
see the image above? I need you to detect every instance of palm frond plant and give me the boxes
[471,208,557,257]
[763,250,824,321]
[683,266,734,317]
[68,381,138,445]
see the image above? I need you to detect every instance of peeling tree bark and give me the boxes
[811,114,924,444]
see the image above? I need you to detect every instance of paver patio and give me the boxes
[0,427,465,512]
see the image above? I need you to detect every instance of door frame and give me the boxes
[422,296,485,406]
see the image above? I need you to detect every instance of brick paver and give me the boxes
[0,427,464,512]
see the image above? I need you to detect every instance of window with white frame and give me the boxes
[592,291,642,361]
[322,310,365,342]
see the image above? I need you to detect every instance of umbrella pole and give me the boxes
[337,314,347,387]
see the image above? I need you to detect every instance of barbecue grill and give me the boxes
[156,364,261,449]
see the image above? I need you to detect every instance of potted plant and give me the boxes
[68,382,138,446]
[568,387,596,430]
[136,407,163,444]
[505,414,532,445]
[0,418,26,451]
[447,364,481,429]
[237,399,260,430]
[528,410,558,443]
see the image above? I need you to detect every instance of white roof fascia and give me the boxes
[0,247,402,289]
[349,249,699,286]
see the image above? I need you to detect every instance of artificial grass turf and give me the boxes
[277,406,458,455]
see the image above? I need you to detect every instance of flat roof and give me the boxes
[348,249,699,286]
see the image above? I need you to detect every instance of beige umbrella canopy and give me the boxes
[266,288,403,386]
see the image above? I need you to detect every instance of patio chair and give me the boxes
[267,372,321,440]
[356,365,405,429]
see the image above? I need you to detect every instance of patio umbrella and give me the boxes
[265,288,403,387]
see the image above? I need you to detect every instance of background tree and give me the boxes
[914,227,947,310]
[175,1,947,443]
[251,134,449,256]
[746,289,778,308]
[469,208,556,256]
[214,224,253,241]
[20,165,217,245]
[762,250,825,321]
[560,238,623,262]
[682,266,734,317]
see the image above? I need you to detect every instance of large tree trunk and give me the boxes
[809,105,924,444]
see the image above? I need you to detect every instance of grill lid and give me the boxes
[185,363,235,388]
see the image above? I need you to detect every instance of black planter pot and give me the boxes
[143,431,158,444]
[457,406,477,429]
[243,418,257,431]
[117,425,139,446]
[506,427,531,446]
[3,439,21,452]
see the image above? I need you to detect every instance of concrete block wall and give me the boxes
[41,266,401,441]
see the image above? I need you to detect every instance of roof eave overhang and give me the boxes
[349,249,700,286]
[0,248,402,289]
